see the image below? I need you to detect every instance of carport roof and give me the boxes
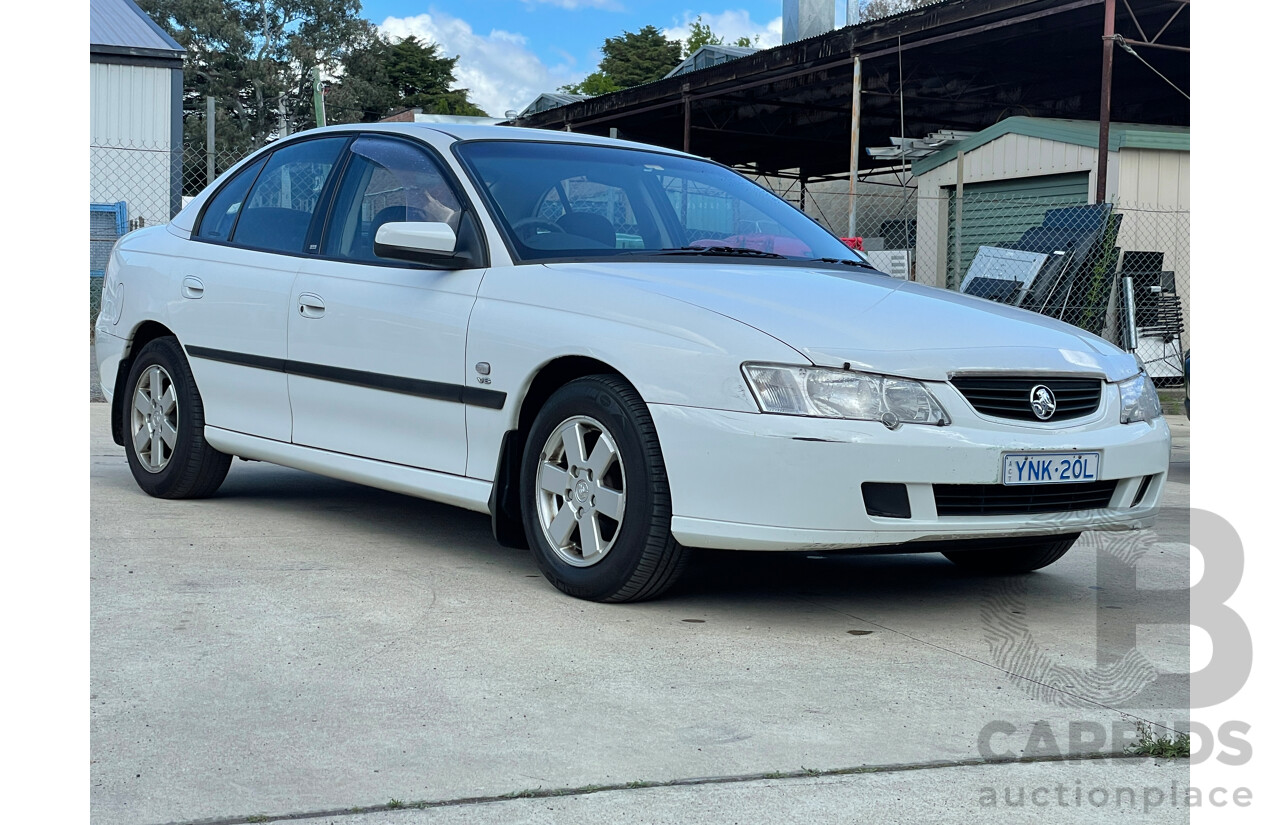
[513,0,1190,180]
[912,116,1190,175]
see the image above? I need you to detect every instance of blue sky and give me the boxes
[354,1,817,117]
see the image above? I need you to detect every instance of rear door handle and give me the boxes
[298,293,326,319]
[181,277,204,299]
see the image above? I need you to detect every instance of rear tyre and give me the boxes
[941,534,1080,573]
[520,375,689,602]
[123,336,231,499]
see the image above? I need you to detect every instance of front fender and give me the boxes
[463,265,807,480]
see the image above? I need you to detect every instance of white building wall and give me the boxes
[90,61,175,226]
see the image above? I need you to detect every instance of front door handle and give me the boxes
[298,293,326,319]
[181,277,204,299]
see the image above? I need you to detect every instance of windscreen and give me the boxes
[454,141,863,264]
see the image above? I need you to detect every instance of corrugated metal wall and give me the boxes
[90,62,175,226]
[91,62,172,147]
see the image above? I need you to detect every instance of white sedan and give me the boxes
[94,124,1170,602]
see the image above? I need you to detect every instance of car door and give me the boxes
[176,136,349,443]
[286,135,485,475]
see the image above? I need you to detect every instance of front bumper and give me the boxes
[649,396,1170,552]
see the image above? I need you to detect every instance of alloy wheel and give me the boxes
[535,415,627,567]
[130,364,179,473]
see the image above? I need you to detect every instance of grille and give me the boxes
[950,376,1102,422]
[934,480,1118,516]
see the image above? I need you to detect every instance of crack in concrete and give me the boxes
[154,752,1160,825]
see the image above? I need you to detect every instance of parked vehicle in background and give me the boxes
[95,124,1170,602]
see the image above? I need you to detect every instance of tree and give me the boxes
[330,35,487,122]
[682,16,758,56]
[559,71,621,97]
[386,36,485,116]
[138,0,485,188]
[140,0,371,150]
[683,15,722,58]
[857,0,935,22]
[598,25,682,89]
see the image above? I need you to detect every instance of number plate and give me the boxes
[1003,452,1101,485]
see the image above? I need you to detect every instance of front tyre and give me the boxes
[123,336,231,499]
[942,533,1080,573]
[520,375,689,602]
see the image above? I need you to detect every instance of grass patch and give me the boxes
[500,787,543,799]
[1127,721,1191,758]
[1157,388,1186,417]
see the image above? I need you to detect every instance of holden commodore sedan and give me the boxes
[94,124,1169,602]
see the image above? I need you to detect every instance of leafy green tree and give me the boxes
[322,22,399,124]
[330,35,487,121]
[140,0,369,150]
[681,16,757,57]
[683,15,722,58]
[558,71,621,97]
[136,0,257,162]
[138,0,485,188]
[598,25,682,89]
[858,0,935,22]
[386,36,485,116]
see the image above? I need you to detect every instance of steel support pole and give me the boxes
[847,55,862,238]
[683,96,692,153]
[952,149,964,291]
[1096,0,1116,204]
[205,96,215,188]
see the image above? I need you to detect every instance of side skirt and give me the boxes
[204,426,493,515]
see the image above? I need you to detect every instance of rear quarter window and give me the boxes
[195,157,266,242]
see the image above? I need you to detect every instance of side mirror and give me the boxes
[373,213,487,270]
[374,221,464,267]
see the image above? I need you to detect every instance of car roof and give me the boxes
[168,122,700,235]
[295,122,694,159]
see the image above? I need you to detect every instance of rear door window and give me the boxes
[231,138,347,254]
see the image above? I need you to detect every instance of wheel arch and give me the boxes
[111,320,178,447]
[488,355,631,549]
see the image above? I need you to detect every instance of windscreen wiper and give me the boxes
[807,256,883,270]
[640,246,790,259]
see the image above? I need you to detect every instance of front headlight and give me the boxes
[1118,372,1162,424]
[742,363,949,427]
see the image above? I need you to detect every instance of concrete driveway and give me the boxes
[91,402,1192,824]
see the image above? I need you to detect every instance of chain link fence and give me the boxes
[755,175,1189,400]
[89,142,248,330]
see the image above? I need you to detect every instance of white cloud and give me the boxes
[522,0,624,9]
[663,10,783,51]
[379,12,579,118]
